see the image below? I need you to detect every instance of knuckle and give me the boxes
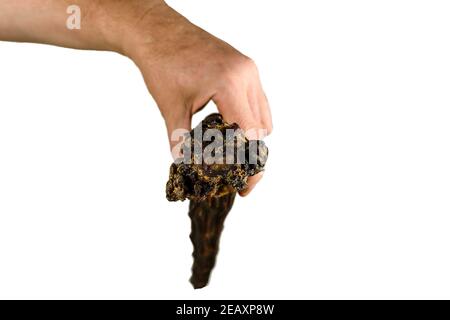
[238,56,258,75]
[245,56,258,68]
[221,55,256,79]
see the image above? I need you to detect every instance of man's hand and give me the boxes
[0,0,272,196]
[125,3,272,196]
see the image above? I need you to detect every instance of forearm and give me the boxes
[0,0,165,54]
[0,0,272,196]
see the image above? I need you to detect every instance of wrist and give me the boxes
[94,0,168,56]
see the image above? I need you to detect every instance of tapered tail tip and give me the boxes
[190,275,209,289]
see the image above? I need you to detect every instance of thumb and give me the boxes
[165,111,192,160]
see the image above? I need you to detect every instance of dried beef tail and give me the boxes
[188,192,236,289]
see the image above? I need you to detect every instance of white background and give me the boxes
[1,0,450,299]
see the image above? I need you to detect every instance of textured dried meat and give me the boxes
[166,113,268,288]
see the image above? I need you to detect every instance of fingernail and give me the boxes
[239,183,256,197]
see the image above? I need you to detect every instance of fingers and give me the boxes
[213,86,257,133]
[165,107,192,159]
[213,60,272,135]
[162,57,272,196]
[258,89,273,135]
[239,172,264,197]
[213,59,272,197]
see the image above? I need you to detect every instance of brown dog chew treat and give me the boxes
[166,113,268,288]
[188,192,236,289]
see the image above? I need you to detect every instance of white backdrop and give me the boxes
[1,0,450,299]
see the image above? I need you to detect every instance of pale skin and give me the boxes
[0,0,272,196]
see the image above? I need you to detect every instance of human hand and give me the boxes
[0,0,271,195]
[125,2,273,196]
